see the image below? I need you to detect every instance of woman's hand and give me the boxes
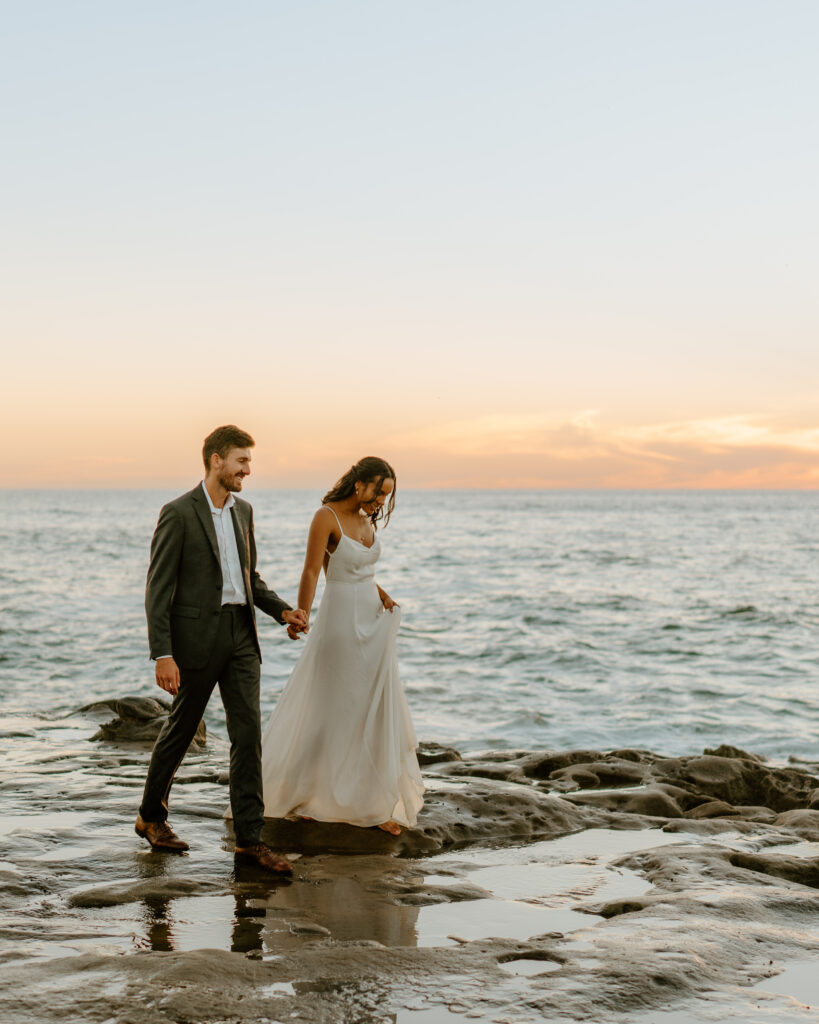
[283,608,309,640]
[380,593,399,613]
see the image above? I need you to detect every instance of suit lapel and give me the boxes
[191,486,220,565]
[230,503,253,599]
[230,504,250,574]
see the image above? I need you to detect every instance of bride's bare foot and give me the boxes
[298,815,314,822]
[377,820,401,836]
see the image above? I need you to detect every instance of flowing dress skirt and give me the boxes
[260,574,424,828]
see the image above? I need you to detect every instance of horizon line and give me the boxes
[3,485,819,494]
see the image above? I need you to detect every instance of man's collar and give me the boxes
[201,480,236,513]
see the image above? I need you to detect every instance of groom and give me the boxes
[136,424,307,873]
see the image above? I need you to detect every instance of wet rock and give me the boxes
[772,809,819,840]
[262,776,610,857]
[7,736,819,1024]
[703,744,766,762]
[545,766,602,791]
[417,742,462,766]
[733,805,779,824]
[728,851,819,890]
[77,695,206,748]
[397,881,491,906]
[67,876,222,909]
[518,749,604,779]
[656,754,816,812]
[441,760,529,784]
[596,898,651,918]
[585,760,648,786]
[566,786,684,819]
[684,799,740,819]
[290,921,331,936]
[609,749,652,763]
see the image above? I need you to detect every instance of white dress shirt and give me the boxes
[201,481,248,605]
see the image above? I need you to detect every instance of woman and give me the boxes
[260,457,424,835]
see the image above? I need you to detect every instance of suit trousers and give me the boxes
[139,604,264,847]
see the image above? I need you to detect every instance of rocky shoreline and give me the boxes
[1,698,818,1022]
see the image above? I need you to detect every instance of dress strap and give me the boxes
[324,504,344,535]
[323,505,347,556]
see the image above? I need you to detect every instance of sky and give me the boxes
[3,1,818,488]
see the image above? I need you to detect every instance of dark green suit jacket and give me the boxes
[145,484,291,669]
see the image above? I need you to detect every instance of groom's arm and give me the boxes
[247,507,292,624]
[145,503,183,659]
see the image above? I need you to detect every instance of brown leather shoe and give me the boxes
[234,842,293,875]
[135,815,189,852]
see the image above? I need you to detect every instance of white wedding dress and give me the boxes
[260,509,424,828]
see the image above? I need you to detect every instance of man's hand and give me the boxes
[282,608,309,640]
[155,657,180,696]
[380,593,399,613]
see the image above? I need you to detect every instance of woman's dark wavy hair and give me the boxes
[322,456,397,527]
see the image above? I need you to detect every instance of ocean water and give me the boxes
[1,488,818,761]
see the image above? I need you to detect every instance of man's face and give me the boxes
[214,447,252,492]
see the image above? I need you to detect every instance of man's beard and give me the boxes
[218,470,243,492]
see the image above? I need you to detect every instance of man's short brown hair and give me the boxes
[202,425,255,470]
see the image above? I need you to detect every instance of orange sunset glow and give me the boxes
[3,3,817,490]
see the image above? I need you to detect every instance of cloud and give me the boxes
[385,413,819,488]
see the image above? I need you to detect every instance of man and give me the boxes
[136,425,307,874]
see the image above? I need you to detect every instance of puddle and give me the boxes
[465,860,650,904]
[143,894,237,952]
[14,937,137,963]
[6,826,697,964]
[416,897,588,946]
[267,873,420,948]
[440,828,687,870]
[758,841,819,860]
[569,784,649,797]
[758,960,819,1007]
[0,812,96,836]
[261,981,296,997]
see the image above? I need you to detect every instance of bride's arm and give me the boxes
[292,508,337,634]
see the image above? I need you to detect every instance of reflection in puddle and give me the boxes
[267,873,420,948]
[147,895,236,953]
[124,828,684,956]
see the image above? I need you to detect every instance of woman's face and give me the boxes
[358,477,394,515]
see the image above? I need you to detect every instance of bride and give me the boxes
[260,457,424,835]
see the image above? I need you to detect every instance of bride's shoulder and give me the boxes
[312,505,340,531]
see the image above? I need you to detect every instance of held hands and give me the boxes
[155,657,180,696]
[283,608,309,640]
